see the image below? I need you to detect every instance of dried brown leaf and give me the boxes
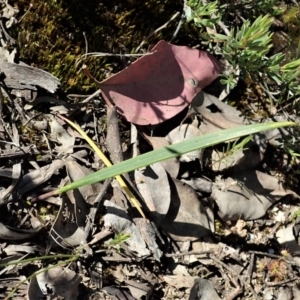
[135,163,171,225]
[161,178,212,241]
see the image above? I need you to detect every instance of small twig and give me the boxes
[247,253,255,278]
[248,251,299,267]
[23,113,43,127]
[81,64,102,86]
[290,0,299,7]
[171,12,185,41]
[42,131,52,157]
[75,52,154,69]
[81,89,102,104]
[266,277,298,287]
[165,250,211,257]
[80,52,153,58]
[135,12,180,52]
[88,227,113,246]
[101,256,132,262]
[18,3,33,23]
[244,254,259,300]
[171,0,187,42]
[85,178,112,237]
[210,254,245,300]
[210,254,238,277]
[83,32,88,60]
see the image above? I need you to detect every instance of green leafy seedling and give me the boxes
[108,232,131,251]
[221,135,252,160]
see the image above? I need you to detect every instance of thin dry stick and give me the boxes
[266,277,298,287]
[210,254,243,300]
[101,256,132,262]
[210,254,239,277]
[18,3,33,23]
[84,178,112,238]
[81,89,102,104]
[245,254,259,300]
[248,251,299,267]
[170,0,187,41]
[135,11,180,52]
[165,250,211,257]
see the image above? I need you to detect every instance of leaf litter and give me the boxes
[0,2,300,300]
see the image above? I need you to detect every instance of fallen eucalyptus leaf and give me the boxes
[49,115,75,153]
[145,135,180,178]
[190,92,247,132]
[0,223,41,240]
[100,40,220,125]
[166,124,203,162]
[50,195,87,248]
[135,163,171,225]
[161,178,212,241]
[50,160,101,248]
[28,265,80,300]
[102,285,136,300]
[189,278,221,300]
[163,264,194,289]
[125,280,153,300]
[0,60,60,93]
[212,171,299,221]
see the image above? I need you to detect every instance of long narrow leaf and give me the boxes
[55,122,295,194]
[59,115,146,218]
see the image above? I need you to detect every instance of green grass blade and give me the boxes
[55,122,296,194]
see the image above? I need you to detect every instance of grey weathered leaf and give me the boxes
[125,280,153,300]
[190,92,247,131]
[0,223,41,240]
[49,116,75,154]
[161,178,212,241]
[6,159,65,203]
[135,163,171,225]
[212,171,299,221]
[0,60,60,93]
[189,278,221,300]
[104,200,150,257]
[28,265,80,300]
[50,160,100,247]
[145,135,180,178]
[164,264,194,289]
[166,124,203,163]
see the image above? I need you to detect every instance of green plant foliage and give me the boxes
[186,1,300,106]
[215,135,252,165]
[185,0,220,27]
[53,122,296,195]
[108,233,131,251]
